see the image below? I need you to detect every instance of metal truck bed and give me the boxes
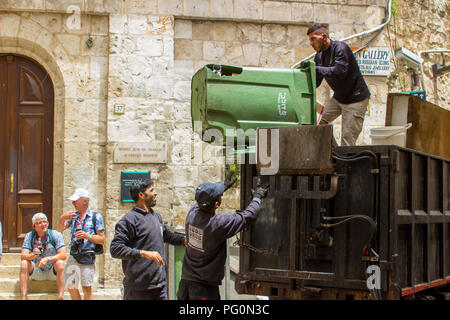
[236,145,450,300]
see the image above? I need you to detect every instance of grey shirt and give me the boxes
[110,207,185,290]
[181,198,262,285]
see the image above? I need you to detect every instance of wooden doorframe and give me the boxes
[0,56,6,251]
[1,54,54,252]
[5,55,18,252]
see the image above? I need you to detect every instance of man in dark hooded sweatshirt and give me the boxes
[177,179,269,300]
[110,179,185,300]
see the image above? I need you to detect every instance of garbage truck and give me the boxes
[190,63,450,300]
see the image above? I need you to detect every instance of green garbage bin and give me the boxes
[174,244,186,299]
[191,62,317,146]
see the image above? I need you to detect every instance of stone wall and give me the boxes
[2,0,447,290]
[0,11,109,213]
[175,20,308,68]
[0,10,109,282]
[172,3,389,146]
[386,0,449,109]
[105,13,178,287]
[0,0,388,21]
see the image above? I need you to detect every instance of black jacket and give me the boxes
[110,207,185,290]
[181,198,262,286]
[315,40,370,104]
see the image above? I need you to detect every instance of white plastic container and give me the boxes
[370,123,412,147]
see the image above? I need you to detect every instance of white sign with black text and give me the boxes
[113,142,167,164]
[355,47,391,76]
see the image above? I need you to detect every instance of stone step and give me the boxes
[0,276,100,293]
[0,265,18,278]
[1,254,99,293]
[0,278,58,293]
[0,288,122,300]
[1,253,21,266]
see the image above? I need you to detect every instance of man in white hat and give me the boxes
[57,188,105,300]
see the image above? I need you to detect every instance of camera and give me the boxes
[395,47,424,68]
[70,240,80,254]
[70,227,84,254]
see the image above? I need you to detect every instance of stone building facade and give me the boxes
[386,0,448,107]
[0,0,447,291]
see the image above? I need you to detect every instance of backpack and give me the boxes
[92,211,104,255]
[30,229,56,250]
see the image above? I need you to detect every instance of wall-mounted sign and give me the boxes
[114,142,167,164]
[121,171,150,202]
[355,47,391,76]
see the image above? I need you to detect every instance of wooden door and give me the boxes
[0,55,54,252]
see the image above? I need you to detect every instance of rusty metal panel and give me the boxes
[256,125,334,175]
[386,93,450,160]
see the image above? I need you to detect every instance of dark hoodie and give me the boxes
[314,39,370,104]
[110,207,185,290]
[181,198,261,286]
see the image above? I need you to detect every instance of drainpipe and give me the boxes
[291,0,392,69]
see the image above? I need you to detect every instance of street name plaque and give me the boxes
[114,142,167,164]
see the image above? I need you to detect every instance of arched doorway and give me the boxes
[0,54,54,252]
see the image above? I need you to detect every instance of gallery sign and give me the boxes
[355,47,391,76]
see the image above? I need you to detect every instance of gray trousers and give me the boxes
[319,97,369,146]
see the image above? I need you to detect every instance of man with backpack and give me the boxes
[57,188,105,300]
[20,212,67,300]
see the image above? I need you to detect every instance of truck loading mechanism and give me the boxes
[235,135,450,300]
[190,64,450,300]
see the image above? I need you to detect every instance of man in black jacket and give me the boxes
[177,179,269,300]
[110,179,185,300]
[305,23,370,146]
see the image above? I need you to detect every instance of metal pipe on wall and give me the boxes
[417,49,450,100]
[291,0,393,69]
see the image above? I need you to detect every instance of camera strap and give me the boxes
[77,215,88,231]
[72,213,88,239]
[31,230,55,253]
[92,211,97,233]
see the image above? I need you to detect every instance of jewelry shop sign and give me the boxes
[355,47,391,76]
[114,142,167,164]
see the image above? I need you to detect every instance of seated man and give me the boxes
[20,212,67,300]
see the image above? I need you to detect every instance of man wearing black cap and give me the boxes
[177,178,269,300]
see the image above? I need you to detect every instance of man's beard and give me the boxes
[145,195,156,208]
[319,39,328,52]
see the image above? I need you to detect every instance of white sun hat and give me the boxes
[68,188,91,201]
